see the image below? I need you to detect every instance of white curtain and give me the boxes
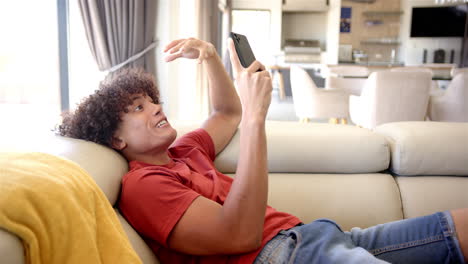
[78,0,157,73]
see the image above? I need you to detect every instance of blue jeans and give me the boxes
[254,211,465,264]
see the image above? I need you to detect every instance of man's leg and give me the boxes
[347,211,465,263]
[451,208,468,262]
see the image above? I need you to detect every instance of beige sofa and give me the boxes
[1,121,467,264]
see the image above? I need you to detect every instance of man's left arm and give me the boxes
[165,38,242,155]
[201,43,242,155]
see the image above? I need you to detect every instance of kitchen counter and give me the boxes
[268,62,454,100]
[328,63,454,79]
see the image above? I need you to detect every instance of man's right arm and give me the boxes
[167,40,272,255]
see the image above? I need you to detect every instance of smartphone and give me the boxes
[230,32,257,68]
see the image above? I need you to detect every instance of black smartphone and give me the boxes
[230,32,257,68]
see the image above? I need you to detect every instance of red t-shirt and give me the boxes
[119,128,301,263]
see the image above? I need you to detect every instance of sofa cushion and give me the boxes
[396,176,468,219]
[375,122,468,176]
[0,135,128,205]
[264,173,403,231]
[176,121,390,174]
[0,228,23,264]
[115,210,160,264]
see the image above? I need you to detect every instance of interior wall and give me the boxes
[399,0,463,65]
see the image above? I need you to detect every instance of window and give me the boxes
[0,1,61,135]
[68,0,105,110]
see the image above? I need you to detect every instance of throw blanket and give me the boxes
[0,152,141,264]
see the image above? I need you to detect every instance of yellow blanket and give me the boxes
[0,152,141,264]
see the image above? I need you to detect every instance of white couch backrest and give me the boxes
[176,121,390,174]
[1,121,391,204]
[375,121,468,176]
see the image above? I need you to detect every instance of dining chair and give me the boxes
[428,72,468,122]
[325,76,368,96]
[290,65,349,124]
[349,71,432,129]
[390,67,443,96]
[451,67,468,78]
[327,65,370,77]
[420,63,456,80]
[325,66,370,96]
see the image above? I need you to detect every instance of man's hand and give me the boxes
[227,38,272,122]
[164,38,216,64]
[163,37,242,155]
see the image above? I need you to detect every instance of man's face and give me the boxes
[113,94,177,158]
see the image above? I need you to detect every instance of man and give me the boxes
[59,37,468,263]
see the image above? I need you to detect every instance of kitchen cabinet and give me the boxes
[282,0,328,12]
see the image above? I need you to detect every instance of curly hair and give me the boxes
[58,67,160,148]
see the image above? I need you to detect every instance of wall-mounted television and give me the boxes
[410,5,467,37]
